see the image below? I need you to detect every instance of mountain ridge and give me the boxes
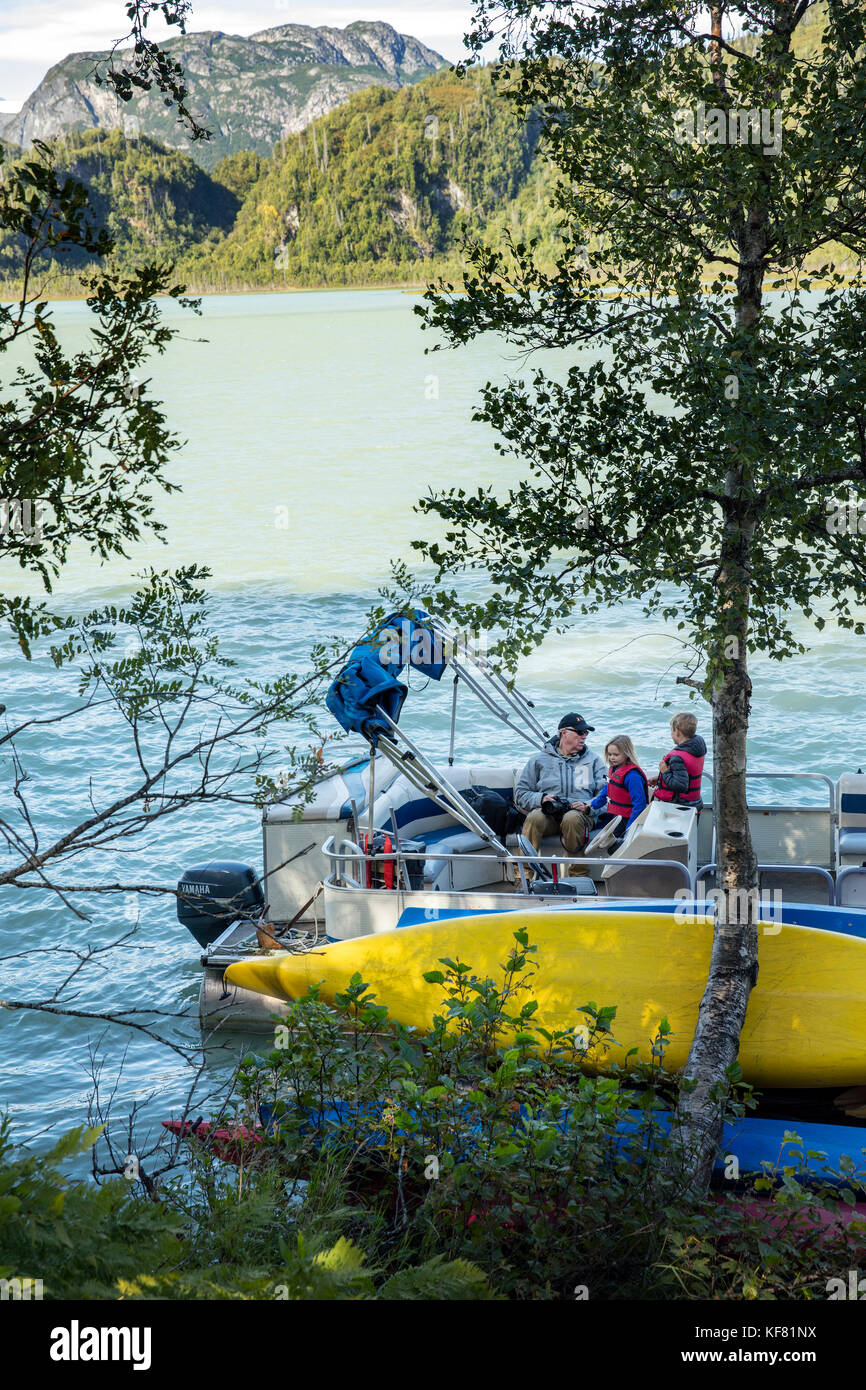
[0,20,448,169]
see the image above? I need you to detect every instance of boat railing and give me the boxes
[701,771,836,802]
[835,866,866,906]
[322,835,694,894]
[701,772,837,869]
[696,861,836,906]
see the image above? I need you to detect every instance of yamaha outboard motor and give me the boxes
[177,861,265,948]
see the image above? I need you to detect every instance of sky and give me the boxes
[0,0,477,109]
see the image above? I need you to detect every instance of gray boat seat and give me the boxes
[839,829,866,858]
[422,825,495,889]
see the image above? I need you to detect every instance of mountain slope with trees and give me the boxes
[0,22,447,170]
[0,130,240,281]
[190,66,552,287]
[0,67,562,293]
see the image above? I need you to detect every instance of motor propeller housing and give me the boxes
[177,860,264,948]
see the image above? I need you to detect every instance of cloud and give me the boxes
[0,0,474,103]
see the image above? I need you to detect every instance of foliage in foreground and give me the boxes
[2,931,864,1300]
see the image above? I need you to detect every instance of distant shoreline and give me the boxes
[1,263,862,307]
[0,276,443,305]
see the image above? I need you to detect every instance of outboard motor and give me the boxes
[176,861,265,948]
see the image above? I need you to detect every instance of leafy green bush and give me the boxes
[0,131,239,281]
[0,1116,493,1300]
[220,929,865,1300]
[0,1121,183,1298]
[2,929,863,1299]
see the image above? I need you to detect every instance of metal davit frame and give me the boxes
[336,612,551,851]
[374,707,509,855]
[424,614,550,751]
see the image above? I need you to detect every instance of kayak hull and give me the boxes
[225,910,866,1089]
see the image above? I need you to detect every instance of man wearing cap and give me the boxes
[515,714,607,866]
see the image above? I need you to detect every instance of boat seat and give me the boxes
[422,825,490,853]
[839,779,866,861]
[421,823,567,890]
[422,825,497,889]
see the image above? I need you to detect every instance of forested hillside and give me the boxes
[0,6,851,297]
[189,67,554,287]
[0,130,241,281]
[0,67,562,292]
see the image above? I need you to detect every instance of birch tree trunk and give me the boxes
[670,9,770,1181]
[672,499,760,1188]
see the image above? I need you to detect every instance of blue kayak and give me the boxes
[255,1101,866,1190]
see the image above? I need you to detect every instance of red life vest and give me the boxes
[653,746,705,803]
[363,832,395,889]
[605,762,649,819]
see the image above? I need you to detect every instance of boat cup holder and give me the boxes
[667,831,685,838]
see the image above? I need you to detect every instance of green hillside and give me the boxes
[186,67,554,288]
[0,68,561,294]
[0,129,239,282]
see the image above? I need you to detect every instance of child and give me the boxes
[589,736,649,836]
[648,712,706,806]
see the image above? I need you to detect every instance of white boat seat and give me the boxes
[839,829,866,857]
[421,823,573,890]
[421,825,497,889]
[425,826,489,855]
[422,825,489,850]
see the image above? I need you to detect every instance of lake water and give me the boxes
[1,289,863,1158]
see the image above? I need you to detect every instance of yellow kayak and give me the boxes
[224,911,866,1088]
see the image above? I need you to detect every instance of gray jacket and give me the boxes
[515,737,607,813]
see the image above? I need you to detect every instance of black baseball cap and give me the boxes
[558,713,595,734]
